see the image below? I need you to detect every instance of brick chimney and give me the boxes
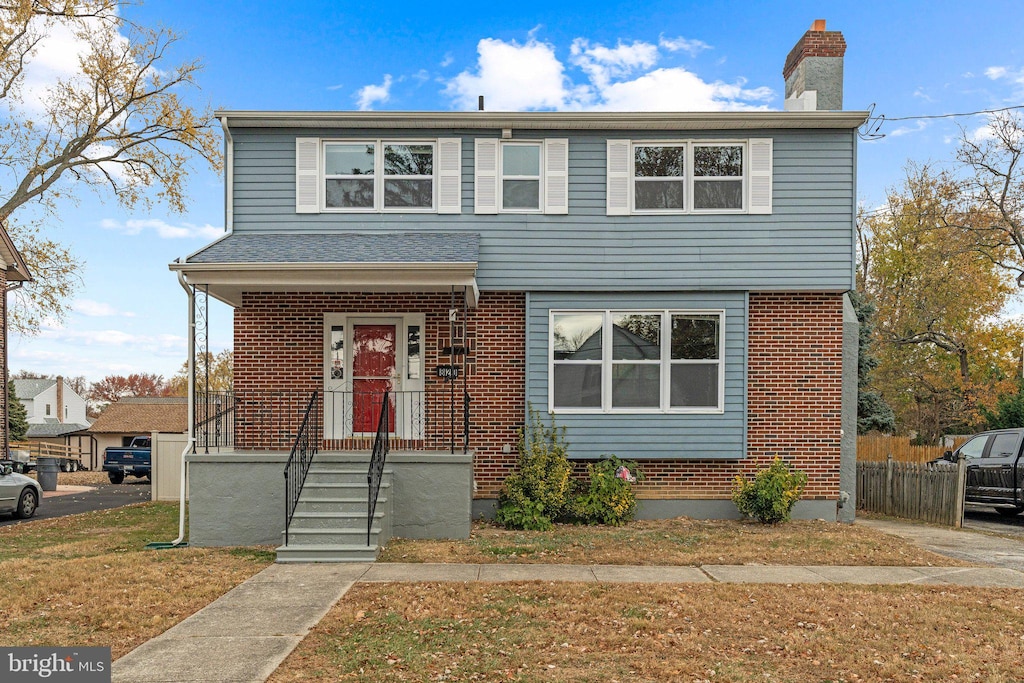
[55,375,63,423]
[783,19,847,111]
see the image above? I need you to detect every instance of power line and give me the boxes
[858,103,1024,141]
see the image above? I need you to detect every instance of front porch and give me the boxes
[186,449,474,550]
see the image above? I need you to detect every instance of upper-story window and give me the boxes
[632,142,744,213]
[501,142,542,211]
[475,138,568,215]
[296,137,463,215]
[608,138,772,216]
[323,141,435,212]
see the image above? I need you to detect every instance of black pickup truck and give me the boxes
[103,436,151,484]
[941,428,1024,516]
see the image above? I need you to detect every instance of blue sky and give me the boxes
[10,0,1024,383]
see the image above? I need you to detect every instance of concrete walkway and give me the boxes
[112,551,1024,682]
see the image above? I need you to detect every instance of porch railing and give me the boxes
[367,391,391,545]
[283,391,320,546]
[194,389,469,453]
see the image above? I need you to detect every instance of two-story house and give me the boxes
[172,21,866,561]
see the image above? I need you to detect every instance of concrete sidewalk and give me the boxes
[111,556,1024,683]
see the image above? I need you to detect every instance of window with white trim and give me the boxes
[550,310,724,413]
[607,138,772,215]
[501,142,542,211]
[297,137,460,214]
[474,138,569,215]
[323,141,435,211]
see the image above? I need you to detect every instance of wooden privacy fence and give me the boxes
[857,435,958,464]
[857,455,967,527]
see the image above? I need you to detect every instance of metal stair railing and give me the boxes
[367,391,391,545]
[283,391,320,546]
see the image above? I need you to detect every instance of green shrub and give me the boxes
[496,407,573,530]
[731,458,807,524]
[567,456,640,526]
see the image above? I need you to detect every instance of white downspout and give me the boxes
[220,116,234,233]
[169,269,196,546]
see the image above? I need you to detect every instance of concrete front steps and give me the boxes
[276,464,392,563]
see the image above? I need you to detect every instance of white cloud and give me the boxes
[37,323,185,356]
[440,53,454,68]
[592,69,773,112]
[74,299,136,318]
[658,36,712,57]
[355,74,393,110]
[446,38,570,111]
[100,218,223,240]
[985,66,1010,80]
[443,34,772,112]
[570,39,659,90]
[889,120,929,137]
[326,83,345,91]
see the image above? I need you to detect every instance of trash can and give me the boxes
[37,457,58,491]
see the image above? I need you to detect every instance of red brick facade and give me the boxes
[233,290,843,503]
[233,290,526,478]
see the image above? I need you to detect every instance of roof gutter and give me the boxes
[215,109,871,131]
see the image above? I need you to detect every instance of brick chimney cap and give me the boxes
[783,20,847,80]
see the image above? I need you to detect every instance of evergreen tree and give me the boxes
[8,382,28,442]
[849,290,896,434]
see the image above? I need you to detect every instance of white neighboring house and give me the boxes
[12,377,91,442]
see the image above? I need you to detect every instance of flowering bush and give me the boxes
[731,458,807,524]
[567,456,641,526]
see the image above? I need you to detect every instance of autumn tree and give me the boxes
[953,112,1024,277]
[90,372,168,404]
[0,1,221,332]
[858,164,1022,441]
[166,349,233,396]
[847,290,895,434]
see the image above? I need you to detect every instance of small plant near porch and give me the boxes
[497,408,641,530]
[496,407,573,531]
[732,458,808,524]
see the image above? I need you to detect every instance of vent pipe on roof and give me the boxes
[478,95,484,111]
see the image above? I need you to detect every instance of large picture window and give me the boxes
[551,309,724,413]
[324,140,435,211]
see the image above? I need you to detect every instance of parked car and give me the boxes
[0,462,42,518]
[1,448,35,473]
[938,428,1024,516]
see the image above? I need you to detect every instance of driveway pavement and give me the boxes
[857,517,1024,571]
[0,482,151,527]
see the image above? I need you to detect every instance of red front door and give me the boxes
[352,324,397,433]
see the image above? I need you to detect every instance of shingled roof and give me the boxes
[89,397,188,434]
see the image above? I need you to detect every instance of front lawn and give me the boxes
[271,582,1024,682]
[379,518,968,566]
[0,503,274,658]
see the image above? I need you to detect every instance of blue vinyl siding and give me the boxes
[527,291,747,461]
[228,127,856,292]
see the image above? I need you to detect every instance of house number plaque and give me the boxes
[435,365,460,380]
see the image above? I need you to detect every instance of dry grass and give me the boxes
[271,582,1024,682]
[0,503,273,658]
[379,519,969,567]
[23,470,114,486]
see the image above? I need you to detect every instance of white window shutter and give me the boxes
[543,138,569,214]
[295,138,320,213]
[748,138,773,214]
[437,138,462,214]
[474,138,499,214]
[606,139,630,215]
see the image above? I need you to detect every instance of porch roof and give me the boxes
[170,232,480,307]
